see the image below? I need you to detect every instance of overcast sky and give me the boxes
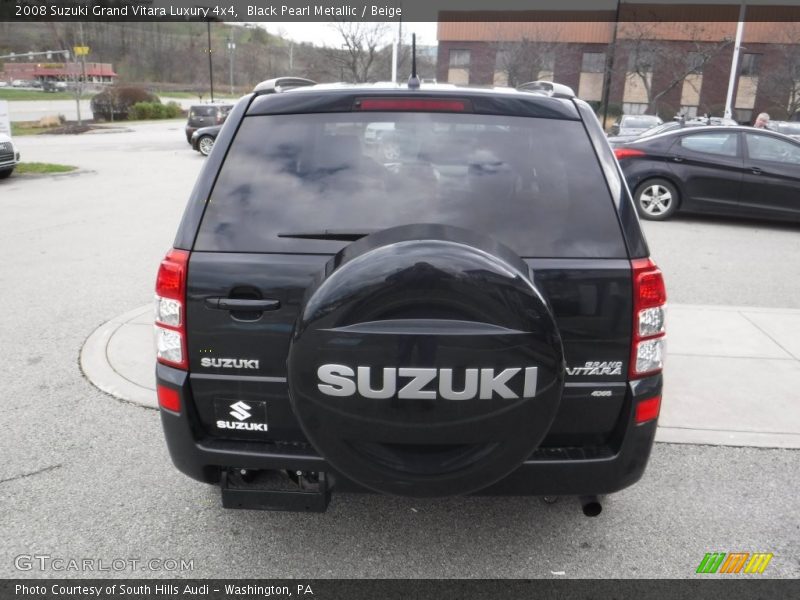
[247,22,439,47]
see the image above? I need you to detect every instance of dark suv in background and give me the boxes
[155,77,667,515]
[184,103,233,143]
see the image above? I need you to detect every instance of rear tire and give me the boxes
[634,178,679,221]
[197,135,215,156]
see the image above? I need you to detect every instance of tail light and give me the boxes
[630,258,666,379]
[155,249,190,371]
[630,258,666,424]
[614,148,646,160]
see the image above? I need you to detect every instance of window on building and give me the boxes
[538,51,555,74]
[687,52,706,74]
[740,54,761,77]
[629,50,655,73]
[493,49,510,86]
[581,52,606,73]
[735,109,753,124]
[622,102,648,115]
[449,50,471,68]
[448,49,471,85]
[579,52,605,102]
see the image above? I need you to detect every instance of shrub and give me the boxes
[91,87,160,121]
[129,101,184,120]
[164,101,183,118]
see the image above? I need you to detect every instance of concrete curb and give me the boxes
[655,426,800,449]
[80,303,800,449]
[80,304,157,409]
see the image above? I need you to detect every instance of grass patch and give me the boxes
[0,89,92,101]
[15,162,77,175]
[11,122,60,136]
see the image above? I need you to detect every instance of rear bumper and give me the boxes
[157,364,660,497]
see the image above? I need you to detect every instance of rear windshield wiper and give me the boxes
[277,230,375,241]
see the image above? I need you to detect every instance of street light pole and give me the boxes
[601,0,621,131]
[724,1,747,120]
[227,30,235,96]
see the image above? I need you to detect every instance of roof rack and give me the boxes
[517,80,575,99]
[253,77,317,94]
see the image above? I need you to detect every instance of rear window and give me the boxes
[189,106,218,117]
[775,122,800,136]
[622,116,660,129]
[194,112,626,258]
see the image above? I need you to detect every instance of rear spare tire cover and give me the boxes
[288,224,564,497]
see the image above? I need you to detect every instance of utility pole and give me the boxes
[206,20,214,102]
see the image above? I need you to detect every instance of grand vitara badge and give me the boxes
[566,361,623,377]
[316,364,539,400]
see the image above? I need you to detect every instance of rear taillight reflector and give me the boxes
[155,249,189,371]
[155,326,184,366]
[631,258,667,378]
[635,338,666,374]
[635,396,661,424]
[157,384,181,413]
[357,98,468,112]
[614,148,646,160]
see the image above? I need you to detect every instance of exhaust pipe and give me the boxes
[579,495,602,517]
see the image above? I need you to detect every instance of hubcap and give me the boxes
[639,184,673,216]
[199,137,214,155]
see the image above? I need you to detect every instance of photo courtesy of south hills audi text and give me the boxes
[13,583,316,597]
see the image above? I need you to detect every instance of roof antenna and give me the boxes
[407,33,420,89]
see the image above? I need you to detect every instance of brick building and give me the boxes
[437,14,800,123]
[2,61,117,85]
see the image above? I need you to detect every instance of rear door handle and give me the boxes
[672,156,684,163]
[205,298,281,311]
[751,167,762,175]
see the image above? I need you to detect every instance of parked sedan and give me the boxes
[607,116,737,148]
[607,114,662,137]
[190,125,221,156]
[615,126,800,221]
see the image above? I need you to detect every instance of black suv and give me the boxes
[184,103,233,143]
[155,77,666,515]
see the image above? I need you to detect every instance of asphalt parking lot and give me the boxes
[0,122,798,579]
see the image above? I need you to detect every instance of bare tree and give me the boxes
[326,22,390,82]
[486,24,567,88]
[758,28,800,119]
[492,38,561,88]
[619,23,733,116]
